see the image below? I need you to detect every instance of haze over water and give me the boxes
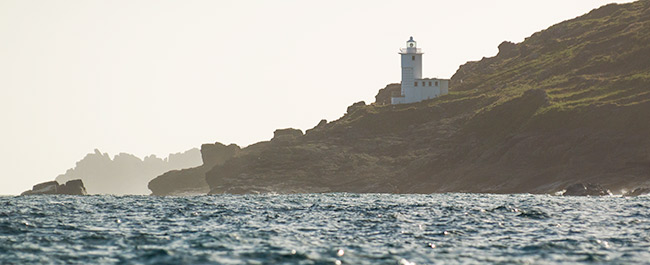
[2,193,649,264]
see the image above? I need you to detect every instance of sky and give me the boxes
[0,0,635,195]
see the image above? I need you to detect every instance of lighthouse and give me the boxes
[391,37,449,104]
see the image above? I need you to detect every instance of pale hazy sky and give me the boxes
[0,0,634,195]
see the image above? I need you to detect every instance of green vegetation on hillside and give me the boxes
[449,1,650,113]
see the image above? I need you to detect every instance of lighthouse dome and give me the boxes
[407,36,416,48]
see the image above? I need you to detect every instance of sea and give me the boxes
[0,193,649,264]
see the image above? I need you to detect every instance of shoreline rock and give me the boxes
[147,142,241,196]
[624,187,650,197]
[562,183,612,196]
[21,179,88,196]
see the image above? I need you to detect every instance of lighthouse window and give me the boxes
[428,81,432,86]
[412,56,415,61]
[414,82,418,87]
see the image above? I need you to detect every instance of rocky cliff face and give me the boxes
[147,143,241,195]
[56,148,201,195]
[200,1,650,195]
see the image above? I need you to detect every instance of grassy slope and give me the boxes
[451,1,650,110]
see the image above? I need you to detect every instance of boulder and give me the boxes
[374,83,401,105]
[200,142,241,168]
[346,101,366,114]
[58,179,87,195]
[21,179,87,195]
[272,128,303,144]
[497,41,519,58]
[562,183,611,196]
[22,181,59,195]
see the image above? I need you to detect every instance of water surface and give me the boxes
[1,194,649,264]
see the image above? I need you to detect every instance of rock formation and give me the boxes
[56,148,201,195]
[624,187,650,197]
[271,128,304,144]
[374,83,401,105]
[21,180,87,196]
[147,142,241,196]
[562,183,612,196]
[346,101,366,114]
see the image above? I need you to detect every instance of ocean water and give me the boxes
[0,194,649,264]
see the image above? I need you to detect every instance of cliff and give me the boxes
[201,1,650,195]
[147,142,241,196]
[55,148,201,195]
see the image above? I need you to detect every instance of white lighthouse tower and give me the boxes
[391,37,449,104]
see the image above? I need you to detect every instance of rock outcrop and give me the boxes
[271,128,304,144]
[346,101,367,114]
[147,142,241,196]
[496,41,518,58]
[562,183,612,196]
[624,187,650,197]
[374,83,401,105]
[21,180,87,196]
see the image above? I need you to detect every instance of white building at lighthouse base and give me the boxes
[391,78,449,104]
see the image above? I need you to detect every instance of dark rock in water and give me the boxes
[624,187,650,197]
[24,181,59,195]
[58,179,87,195]
[563,183,611,196]
[21,179,87,195]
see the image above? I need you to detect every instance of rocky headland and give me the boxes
[148,1,650,196]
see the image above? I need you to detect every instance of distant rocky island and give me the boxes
[148,1,650,196]
[54,148,202,195]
